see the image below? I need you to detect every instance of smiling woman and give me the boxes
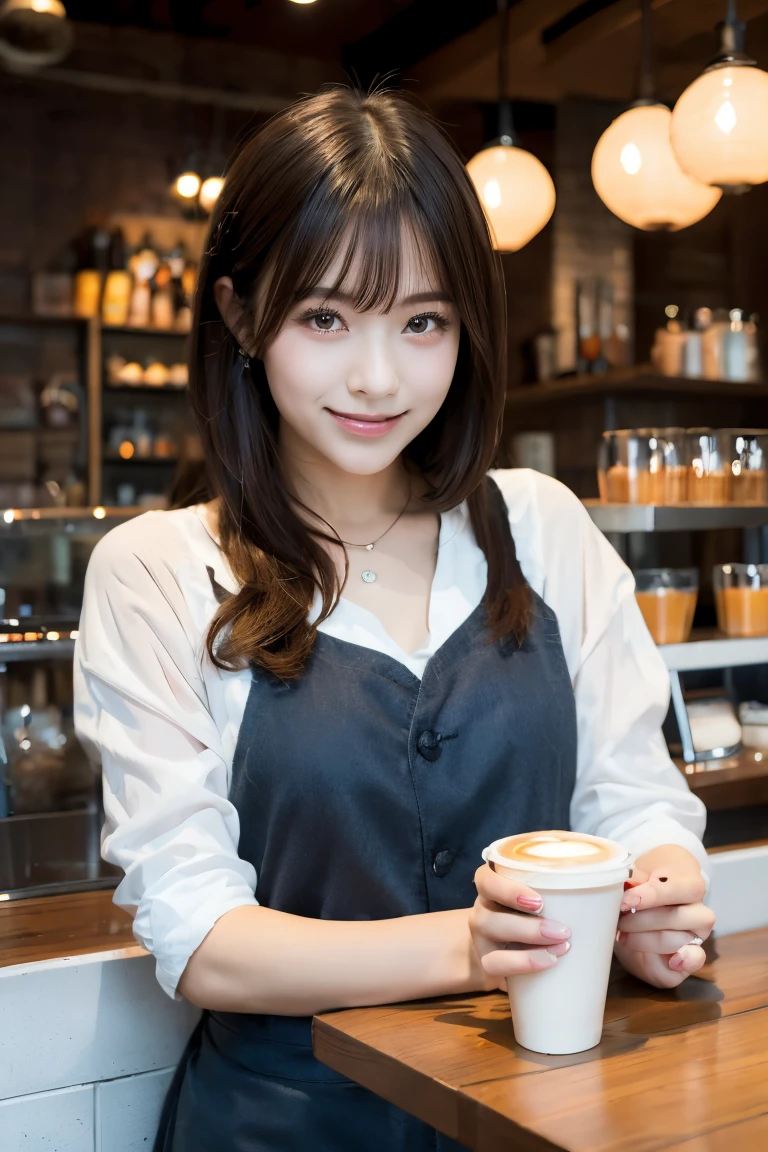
[73,80,711,1152]
[195,83,530,681]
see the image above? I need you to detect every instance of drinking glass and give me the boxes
[714,564,768,637]
[635,569,698,644]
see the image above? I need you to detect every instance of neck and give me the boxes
[278,421,411,536]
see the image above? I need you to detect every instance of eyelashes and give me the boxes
[295,306,451,336]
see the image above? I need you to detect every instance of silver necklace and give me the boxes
[338,490,411,583]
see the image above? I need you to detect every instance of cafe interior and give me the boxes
[1,1,767,1149]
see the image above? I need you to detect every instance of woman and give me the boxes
[74,86,714,1152]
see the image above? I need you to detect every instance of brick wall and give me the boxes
[551,98,634,373]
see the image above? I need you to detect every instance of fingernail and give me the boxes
[669,953,685,971]
[616,931,627,945]
[546,940,570,957]
[518,895,543,911]
[539,920,570,941]
[533,951,559,968]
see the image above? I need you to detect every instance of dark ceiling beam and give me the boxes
[342,0,498,92]
[406,0,579,102]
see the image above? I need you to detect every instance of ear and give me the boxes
[213,276,255,355]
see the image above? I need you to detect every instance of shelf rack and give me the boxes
[584,501,768,534]
[584,500,768,766]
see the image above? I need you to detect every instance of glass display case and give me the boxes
[0,508,139,899]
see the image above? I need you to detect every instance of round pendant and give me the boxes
[365,543,374,551]
[361,569,377,583]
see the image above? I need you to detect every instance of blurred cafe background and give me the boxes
[2,1,768,901]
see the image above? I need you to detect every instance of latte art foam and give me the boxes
[497,831,623,870]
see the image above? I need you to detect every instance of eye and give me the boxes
[405,312,450,336]
[312,311,341,332]
[297,307,345,334]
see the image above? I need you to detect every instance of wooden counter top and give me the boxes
[0,890,139,969]
[314,928,768,1152]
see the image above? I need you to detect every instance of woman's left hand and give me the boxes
[613,845,715,989]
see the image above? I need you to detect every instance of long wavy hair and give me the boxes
[190,84,531,679]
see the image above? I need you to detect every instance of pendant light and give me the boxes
[670,1,768,193]
[466,0,555,252]
[199,175,224,212]
[591,0,721,231]
[0,0,72,71]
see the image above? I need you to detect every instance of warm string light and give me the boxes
[174,171,201,199]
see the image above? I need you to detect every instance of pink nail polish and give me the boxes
[546,941,570,957]
[518,895,543,911]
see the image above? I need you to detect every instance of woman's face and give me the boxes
[261,235,461,477]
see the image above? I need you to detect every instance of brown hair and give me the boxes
[190,84,531,679]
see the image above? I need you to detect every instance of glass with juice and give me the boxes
[635,568,698,645]
[714,564,768,637]
[598,429,687,504]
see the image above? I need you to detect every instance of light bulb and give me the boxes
[175,171,201,199]
[199,175,224,212]
[591,104,721,231]
[466,144,555,252]
[671,64,768,191]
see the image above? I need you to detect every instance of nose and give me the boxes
[346,329,399,400]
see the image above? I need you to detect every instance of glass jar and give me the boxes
[598,428,687,504]
[714,563,768,637]
[635,568,698,644]
[686,428,729,504]
[721,429,768,505]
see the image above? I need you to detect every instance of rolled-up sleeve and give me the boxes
[73,523,258,999]
[516,472,708,877]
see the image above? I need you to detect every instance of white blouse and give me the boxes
[73,468,708,1000]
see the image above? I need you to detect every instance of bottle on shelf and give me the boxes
[127,234,159,329]
[151,252,176,331]
[73,226,110,319]
[101,227,133,327]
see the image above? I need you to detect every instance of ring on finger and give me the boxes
[686,935,704,947]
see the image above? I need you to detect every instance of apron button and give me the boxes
[432,850,455,876]
[417,730,442,761]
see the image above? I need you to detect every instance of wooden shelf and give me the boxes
[506,365,768,407]
[678,749,768,811]
[101,324,188,337]
[0,506,144,522]
[103,454,178,465]
[0,313,88,328]
[103,384,187,395]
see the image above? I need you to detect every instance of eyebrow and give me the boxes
[303,287,453,306]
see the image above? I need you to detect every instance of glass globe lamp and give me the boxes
[671,63,768,192]
[466,142,556,252]
[592,103,721,230]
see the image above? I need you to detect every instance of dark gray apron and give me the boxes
[154,476,578,1151]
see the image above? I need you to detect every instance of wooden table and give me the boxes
[0,890,137,968]
[314,928,768,1152]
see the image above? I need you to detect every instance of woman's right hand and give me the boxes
[469,864,572,991]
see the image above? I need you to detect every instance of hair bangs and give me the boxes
[254,181,451,351]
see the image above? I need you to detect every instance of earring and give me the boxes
[238,347,251,370]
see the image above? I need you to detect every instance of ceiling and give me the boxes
[409,0,768,107]
[38,1,768,106]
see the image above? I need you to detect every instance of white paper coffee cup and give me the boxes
[482,831,631,1055]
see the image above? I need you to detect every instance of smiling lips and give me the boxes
[327,409,406,437]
